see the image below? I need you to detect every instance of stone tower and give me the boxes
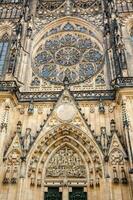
[0,0,133,199]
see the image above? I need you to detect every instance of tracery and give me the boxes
[32,23,104,84]
[38,0,65,11]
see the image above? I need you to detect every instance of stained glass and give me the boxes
[33,27,104,84]
[0,34,9,75]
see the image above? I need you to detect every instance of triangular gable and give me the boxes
[108,132,127,157]
[4,133,22,158]
[39,89,94,139]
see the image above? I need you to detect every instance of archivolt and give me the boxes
[26,124,104,187]
[0,22,14,38]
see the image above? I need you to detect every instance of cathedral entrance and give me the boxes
[44,187,62,200]
[27,124,103,200]
[69,187,87,200]
[44,187,87,200]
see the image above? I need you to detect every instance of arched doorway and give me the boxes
[27,124,104,200]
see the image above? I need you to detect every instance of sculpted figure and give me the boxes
[23,128,31,151]
[3,167,10,184]
[11,167,18,184]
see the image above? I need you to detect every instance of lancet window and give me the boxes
[0,33,9,75]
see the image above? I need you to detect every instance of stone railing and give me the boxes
[117,0,133,13]
[0,80,116,102]
[112,77,133,88]
[0,78,133,102]
[0,0,23,19]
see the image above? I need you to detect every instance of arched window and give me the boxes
[0,33,9,75]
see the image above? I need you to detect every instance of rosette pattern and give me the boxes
[33,31,103,84]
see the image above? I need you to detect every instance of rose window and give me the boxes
[33,32,104,84]
[55,47,81,66]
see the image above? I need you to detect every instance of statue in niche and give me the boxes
[121,167,128,184]
[110,119,116,132]
[28,100,34,115]
[22,128,32,151]
[3,167,10,184]
[37,171,42,187]
[30,171,35,186]
[100,127,108,153]
[99,98,105,113]
[113,167,119,183]
[16,121,22,134]
[11,167,18,184]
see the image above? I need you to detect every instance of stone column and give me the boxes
[0,100,10,164]
[123,97,133,165]
[62,187,69,200]
[0,123,7,164]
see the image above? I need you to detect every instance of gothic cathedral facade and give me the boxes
[0,0,133,200]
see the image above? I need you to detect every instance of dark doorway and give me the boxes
[44,187,62,200]
[69,187,87,200]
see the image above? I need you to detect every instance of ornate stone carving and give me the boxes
[31,77,40,86]
[100,127,108,153]
[99,99,105,113]
[110,149,124,165]
[33,31,103,84]
[22,128,32,151]
[36,0,102,30]
[28,100,34,115]
[56,103,76,121]
[38,0,65,11]
[2,167,10,184]
[3,150,21,184]
[46,146,86,178]
[72,0,96,8]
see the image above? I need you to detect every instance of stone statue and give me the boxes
[23,128,31,151]
[28,100,34,115]
[11,167,18,184]
[3,167,10,184]
[99,99,105,113]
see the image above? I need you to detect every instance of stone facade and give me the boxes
[0,0,133,199]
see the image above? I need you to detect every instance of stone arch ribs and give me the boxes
[27,124,104,188]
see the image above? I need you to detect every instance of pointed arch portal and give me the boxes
[27,124,103,188]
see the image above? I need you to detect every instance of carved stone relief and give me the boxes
[36,0,103,30]
[110,149,124,165]
[46,146,86,178]
[3,150,21,184]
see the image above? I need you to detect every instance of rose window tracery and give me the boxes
[33,24,104,84]
[55,47,81,66]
